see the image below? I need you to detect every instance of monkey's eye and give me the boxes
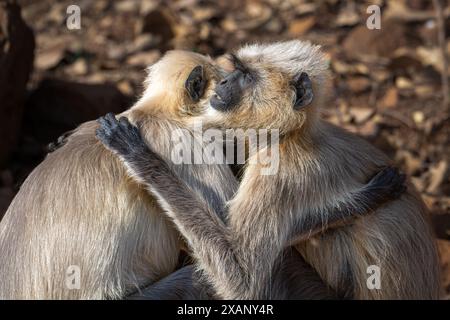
[185,65,206,102]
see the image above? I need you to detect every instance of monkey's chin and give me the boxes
[205,103,222,118]
[210,94,229,112]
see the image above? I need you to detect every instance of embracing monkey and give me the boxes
[97,41,440,300]
[1,47,405,299]
[0,51,237,299]
[0,50,342,299]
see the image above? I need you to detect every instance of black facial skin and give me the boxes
[185,65,206,102]
[211,54,315,112]
[210,55,254,112]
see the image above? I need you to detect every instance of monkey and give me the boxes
[0,49,343,300]
[96,40,440,300]
[0,50,239,299]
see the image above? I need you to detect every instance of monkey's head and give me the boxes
[137,50,224,119]
[205,41,331,134]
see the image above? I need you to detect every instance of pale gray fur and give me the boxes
[107,41,441,299]
[0,50,238,299]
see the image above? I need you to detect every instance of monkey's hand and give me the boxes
[366,166,407,202]
[96,113,148,158]
[47,130,73,153]
[291,166,407,242]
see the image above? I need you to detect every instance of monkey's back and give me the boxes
[0,120,181,299]
[295,122,441,299]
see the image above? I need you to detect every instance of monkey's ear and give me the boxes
[292,72,314,110]
[185,65,206,102]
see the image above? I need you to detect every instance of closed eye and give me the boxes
[229,54,249,73]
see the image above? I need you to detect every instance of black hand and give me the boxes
[367,166,407,201]
[96,113,147,157]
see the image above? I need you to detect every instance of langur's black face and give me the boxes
[210,54,255,112]
[210,54,314,112]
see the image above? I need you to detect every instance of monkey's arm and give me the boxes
[127,248,338,300]
[126,265,212,300]
[97,114,259,298]
[290,167,406,242]
[95,115,400,299]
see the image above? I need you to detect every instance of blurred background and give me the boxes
[0,0,449,296]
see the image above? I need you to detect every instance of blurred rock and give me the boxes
[0,1,35,166]
[24,79,132,143]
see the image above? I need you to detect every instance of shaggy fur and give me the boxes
[0,51,237,299]
[97,41,441,299]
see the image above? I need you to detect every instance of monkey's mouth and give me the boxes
[210,93,228,111]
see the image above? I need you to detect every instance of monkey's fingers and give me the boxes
[370,166,397,186]
[118,117,144,142]
[97,113,118,131]
[119,117,132,129]
[105,112,119,127]
[391,174,407,198]
[95,127,111,145]
[392,185,407,199]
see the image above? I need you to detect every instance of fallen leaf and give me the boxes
[416,46,445,73]
[126,50,161,67]
[412,111,425,125]
[396,150,422,175]
[396,77,414,90]
[380,87,398,109]
[347,76,371,93]
[35,48,64,70]
[350,107,374,124]
[288,16,315,37]
[427,160,448,194]
[65,59,88,76]
[335,3,360,27]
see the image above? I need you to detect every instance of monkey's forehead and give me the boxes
[235,40,328,77]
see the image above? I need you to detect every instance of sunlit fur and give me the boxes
[0,51,237,299]
[201,40,441,299]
